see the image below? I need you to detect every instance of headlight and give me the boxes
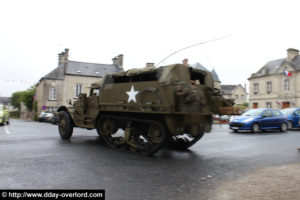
[243,118,254,123]
[229,116,236,122]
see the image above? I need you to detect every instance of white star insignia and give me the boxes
[126,85,139,103]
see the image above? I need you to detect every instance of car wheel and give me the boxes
[251,123,260,133]
[280,123,288,132]
[287,121,293,130]
[58,111,74,139]
[233,130,238,133]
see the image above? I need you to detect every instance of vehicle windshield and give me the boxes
[281,108,297,115]
[241,109,264,116]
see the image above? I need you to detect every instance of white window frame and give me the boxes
[49,88,57,100]
[266,82,272,93]
[284,79,290,91]
[254,83,259,94]
[75,83,82,98]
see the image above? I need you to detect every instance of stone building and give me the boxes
[221,85,248,105]
[248,48,300,109]
[35,49,123,115]
[0,97,14,111]
[192,62,221,89]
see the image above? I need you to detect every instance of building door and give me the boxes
[282,102,290,109]
[253,103,258,109]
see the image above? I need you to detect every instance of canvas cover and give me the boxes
[102,64,212,85]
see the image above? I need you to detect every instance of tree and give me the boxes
[11,91,25,110]
[11,86,36,111]
[21,86,35,111]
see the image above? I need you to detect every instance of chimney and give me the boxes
[58,53,64,65]
[118,54,123,67]
[112,56,119,66]
[146,63,155,68]
[112,54,124,68]
[58,48,69,66]
[64,48,69,60]
[182,58,189,66]
[287,48,299,61]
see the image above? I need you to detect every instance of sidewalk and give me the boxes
[209,162,300,200]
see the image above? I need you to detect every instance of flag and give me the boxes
[284,69,292,76]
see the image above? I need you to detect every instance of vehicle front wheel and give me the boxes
[287,121,293,130]
[58,111,74,139]
[280,123,288,132]
[251,123,260,133]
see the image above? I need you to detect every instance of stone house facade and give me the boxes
[248,48,300,109]
[192,62,221,89]
[221,85,248,105]
[0,97,14,111]
[35,49,123,115]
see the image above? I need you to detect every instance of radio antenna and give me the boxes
[155,35,231,67]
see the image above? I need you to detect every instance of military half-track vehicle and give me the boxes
[57,64,234,156]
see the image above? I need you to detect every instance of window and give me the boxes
[241,94,245,101]
[282,102,290,109]
[48,107,57,112]
[75,84,82,98]
[49,88,56,100]
[284,79,290,91]
[253,102,258,108]
[254,83,259,94]
[266,102,272,108]
[235,94,239,99]
[90,88,100,96]
[266,82,272,93]
[273,110,281,116]
[262,110,273,117]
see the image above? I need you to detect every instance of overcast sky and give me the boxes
[1,0,300,97]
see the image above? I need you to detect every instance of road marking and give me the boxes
[4,125,11,134]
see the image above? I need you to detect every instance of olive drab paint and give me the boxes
[57,64,234,156]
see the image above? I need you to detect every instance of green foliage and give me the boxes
[9,110,20,118]
[243,102,249,108]
[11,91,25,110]
[11,86,36,111]
[21,86,35,111]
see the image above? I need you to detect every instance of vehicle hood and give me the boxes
[230,116,260,123]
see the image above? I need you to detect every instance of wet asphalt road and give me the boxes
[0,119,299,200]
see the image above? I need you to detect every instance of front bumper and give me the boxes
[229,122,252,130]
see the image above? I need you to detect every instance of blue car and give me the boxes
[281,107,300,129]
[229,108,288,133]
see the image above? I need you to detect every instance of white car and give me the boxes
[38,111,54,122]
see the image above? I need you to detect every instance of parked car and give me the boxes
[38,111,54,122]
[229,108,288,133]
[281,107,300,129]
[0,105,9,125]
[50,112,59,125]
